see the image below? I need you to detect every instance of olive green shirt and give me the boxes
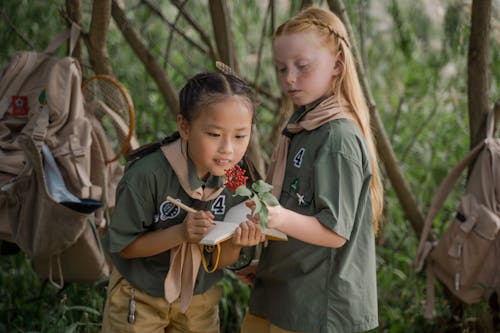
[248,108,378,332]
[104,147,242,297]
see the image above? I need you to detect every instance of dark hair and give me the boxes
[178,72,257,123]
[126,72,257,163]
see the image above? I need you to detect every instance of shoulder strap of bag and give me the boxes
[44,22,81,56]
[414,110,495,272]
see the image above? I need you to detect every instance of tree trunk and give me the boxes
[209,0,238,72]
[467,0,491,149]
[86,0,113,75]
[327,0,426,236]
[209,0,265,177]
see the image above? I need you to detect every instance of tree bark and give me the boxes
[111,0,179,114]
[170,0,219,62]
[327,0,426,236]
[86,0,113,75]
[467,0,491,149]
[208,0,265,177]
[209,0,238,72]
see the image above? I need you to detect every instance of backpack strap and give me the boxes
[44,22,81,56]
[415,109,496,270]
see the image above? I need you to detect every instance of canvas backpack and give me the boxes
[414,110,500,318]
[0,24,129,287]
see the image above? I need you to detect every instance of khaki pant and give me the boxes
[101,269,221,333]
[240,313,306,333]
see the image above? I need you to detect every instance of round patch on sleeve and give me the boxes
[159,200,181,221]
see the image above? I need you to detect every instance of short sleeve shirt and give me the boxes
[248,108,378,333]
[103,147,243,297]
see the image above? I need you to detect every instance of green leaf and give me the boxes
[260,192,279,206]
[251,194,262,216]
[259,205,269,228]
[251,179,273,194]
[234,186,252,197]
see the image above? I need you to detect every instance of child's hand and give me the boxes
[246,199,284,230]
[182,210,214,243]
[232,220,265,247]
[245,200,260,224]
[235,259,259,285]
[265,204,284,230]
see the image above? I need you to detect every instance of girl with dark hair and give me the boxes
[101,72,263,333]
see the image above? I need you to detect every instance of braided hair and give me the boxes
[273,7,384,230]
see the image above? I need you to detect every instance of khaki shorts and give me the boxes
[101,269,222,333]
[240,312,307,333]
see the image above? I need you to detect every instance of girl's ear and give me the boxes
[177,114,190,139]
[332,51,344,76]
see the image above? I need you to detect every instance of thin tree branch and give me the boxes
[0,10,35,49]
[170,0,218,61]
[163,0,186,69]
[253,0,272,86]
[400,103,438,163]
[141,0,209,58]
[111,0,179,114]
[390,95,404,143]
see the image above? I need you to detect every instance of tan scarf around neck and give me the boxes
[267,95,354,197]
[161,138,224,313]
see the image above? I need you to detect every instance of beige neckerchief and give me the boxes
[266,95,354,197]
[161,138,224,313]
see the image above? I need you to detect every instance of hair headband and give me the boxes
[305,18,351,48]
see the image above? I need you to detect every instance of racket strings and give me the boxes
[82,76,135,163]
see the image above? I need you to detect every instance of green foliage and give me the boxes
[1,0,500,332]
[217,270,251,332]
[0,0,65,68]
[0,253,106,333]
[234,180,280,228]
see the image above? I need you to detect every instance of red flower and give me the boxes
[224,165,248,192]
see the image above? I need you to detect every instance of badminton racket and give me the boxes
[82,74,136,163]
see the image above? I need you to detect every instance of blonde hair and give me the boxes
[274,7,384,231]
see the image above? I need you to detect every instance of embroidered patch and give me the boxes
[12,96,28,116]
[211,195,226,215]
[293,148,305,168]
[289,177,300,193]
[296,192,311,207]
[159,200,180,221]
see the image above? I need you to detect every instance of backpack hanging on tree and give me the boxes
[0,23,128,287]
[414,110,500,318]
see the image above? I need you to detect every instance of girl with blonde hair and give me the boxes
[239,6,383,333]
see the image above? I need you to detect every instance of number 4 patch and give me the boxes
[293,148,305,168]
[211,195,226,215]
